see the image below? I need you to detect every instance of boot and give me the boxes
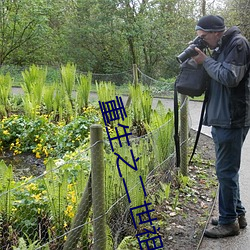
[211,214,247,229]
[204,222,240,238]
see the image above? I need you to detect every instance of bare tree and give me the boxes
[0,0,48,65]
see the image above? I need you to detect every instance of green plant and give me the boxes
[42,159,69,247]
[13,233,49,250]
[51,81,74,122]
[12,176,49,241]
[96,81,116,102]
[52,83,66,121]
[105,136,154,248]
[129,84,142,124]
[128,83,153,135]
[178,173,191,189]
[117,236,138,249]
[160,182,171,201]
[60,62,76,102]
[153,182,172,205]
[105,140,151,210]
[0,73,12,117]
[0,109,99,158]
[0,115,57,157]
[0,161,15,222]
[43,84,56,114]
[145,100,174,164]
[0,161,18,248]
[21,65,47,118]
[76,72,92,111]
[172,190,180,210]
[141,89,153,124]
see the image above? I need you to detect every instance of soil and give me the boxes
[158,130,217,250]
[0,152,45,180]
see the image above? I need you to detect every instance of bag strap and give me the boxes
[174,80,180,168]
[189,91,208,164]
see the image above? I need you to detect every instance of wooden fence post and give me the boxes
[126,64,138,108]
[91,124,106,250]
[133,63,138,86]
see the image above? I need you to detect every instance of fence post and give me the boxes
[126,64,138,108]
[91,124,106,250]
[133,63,138,86]
[180,94,188,176]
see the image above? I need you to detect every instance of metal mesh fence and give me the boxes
[0,64,174,97]
[0,66,190,249]
[0,124,177,249]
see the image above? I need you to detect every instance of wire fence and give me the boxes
[0,66,190,249]
[0,64,175,96]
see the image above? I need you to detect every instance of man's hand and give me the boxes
[192,47,207,64]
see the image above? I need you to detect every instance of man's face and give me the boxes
[196,30,222,49]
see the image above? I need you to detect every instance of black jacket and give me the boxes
[203,26,250,128]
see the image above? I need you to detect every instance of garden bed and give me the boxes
[159,130,217,250]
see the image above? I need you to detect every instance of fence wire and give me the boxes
[0,68,191,249]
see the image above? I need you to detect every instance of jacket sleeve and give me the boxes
[203,38,250,87]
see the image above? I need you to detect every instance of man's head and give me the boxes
[195,15,225,49]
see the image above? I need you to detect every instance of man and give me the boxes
[192,15,250,238]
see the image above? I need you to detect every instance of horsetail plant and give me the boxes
[96,81,116,103]
[129,83,152,125]
[76,72,92,113]
[0,73,12,117]
[145,100,174,164]
[60,63,76,103]
[21,65,47,118]
[0,161,14,223]
[43,159,69,238]
[43,84,56,114]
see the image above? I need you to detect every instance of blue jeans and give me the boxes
[211,126,249,225]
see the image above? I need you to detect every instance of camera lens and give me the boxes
[176,45,198,63]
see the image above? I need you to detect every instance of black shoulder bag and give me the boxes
[175,58,208,97]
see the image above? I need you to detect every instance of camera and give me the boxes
[176,36,208,64]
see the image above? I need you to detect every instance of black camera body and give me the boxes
[176,36,208,63]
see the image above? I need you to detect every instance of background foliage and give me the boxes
[1,0,248,80]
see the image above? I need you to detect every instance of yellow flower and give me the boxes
[71,195,76,204]
[12,207,17,212]
[3,130,9,135]
[65,205,74,218]
[42,147,49,157]
[14,149,22,155]
[26,183,37,191]
[32,193,42,201]
[36,152,41,159]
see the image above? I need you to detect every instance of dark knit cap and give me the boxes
[195,15,225,32]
